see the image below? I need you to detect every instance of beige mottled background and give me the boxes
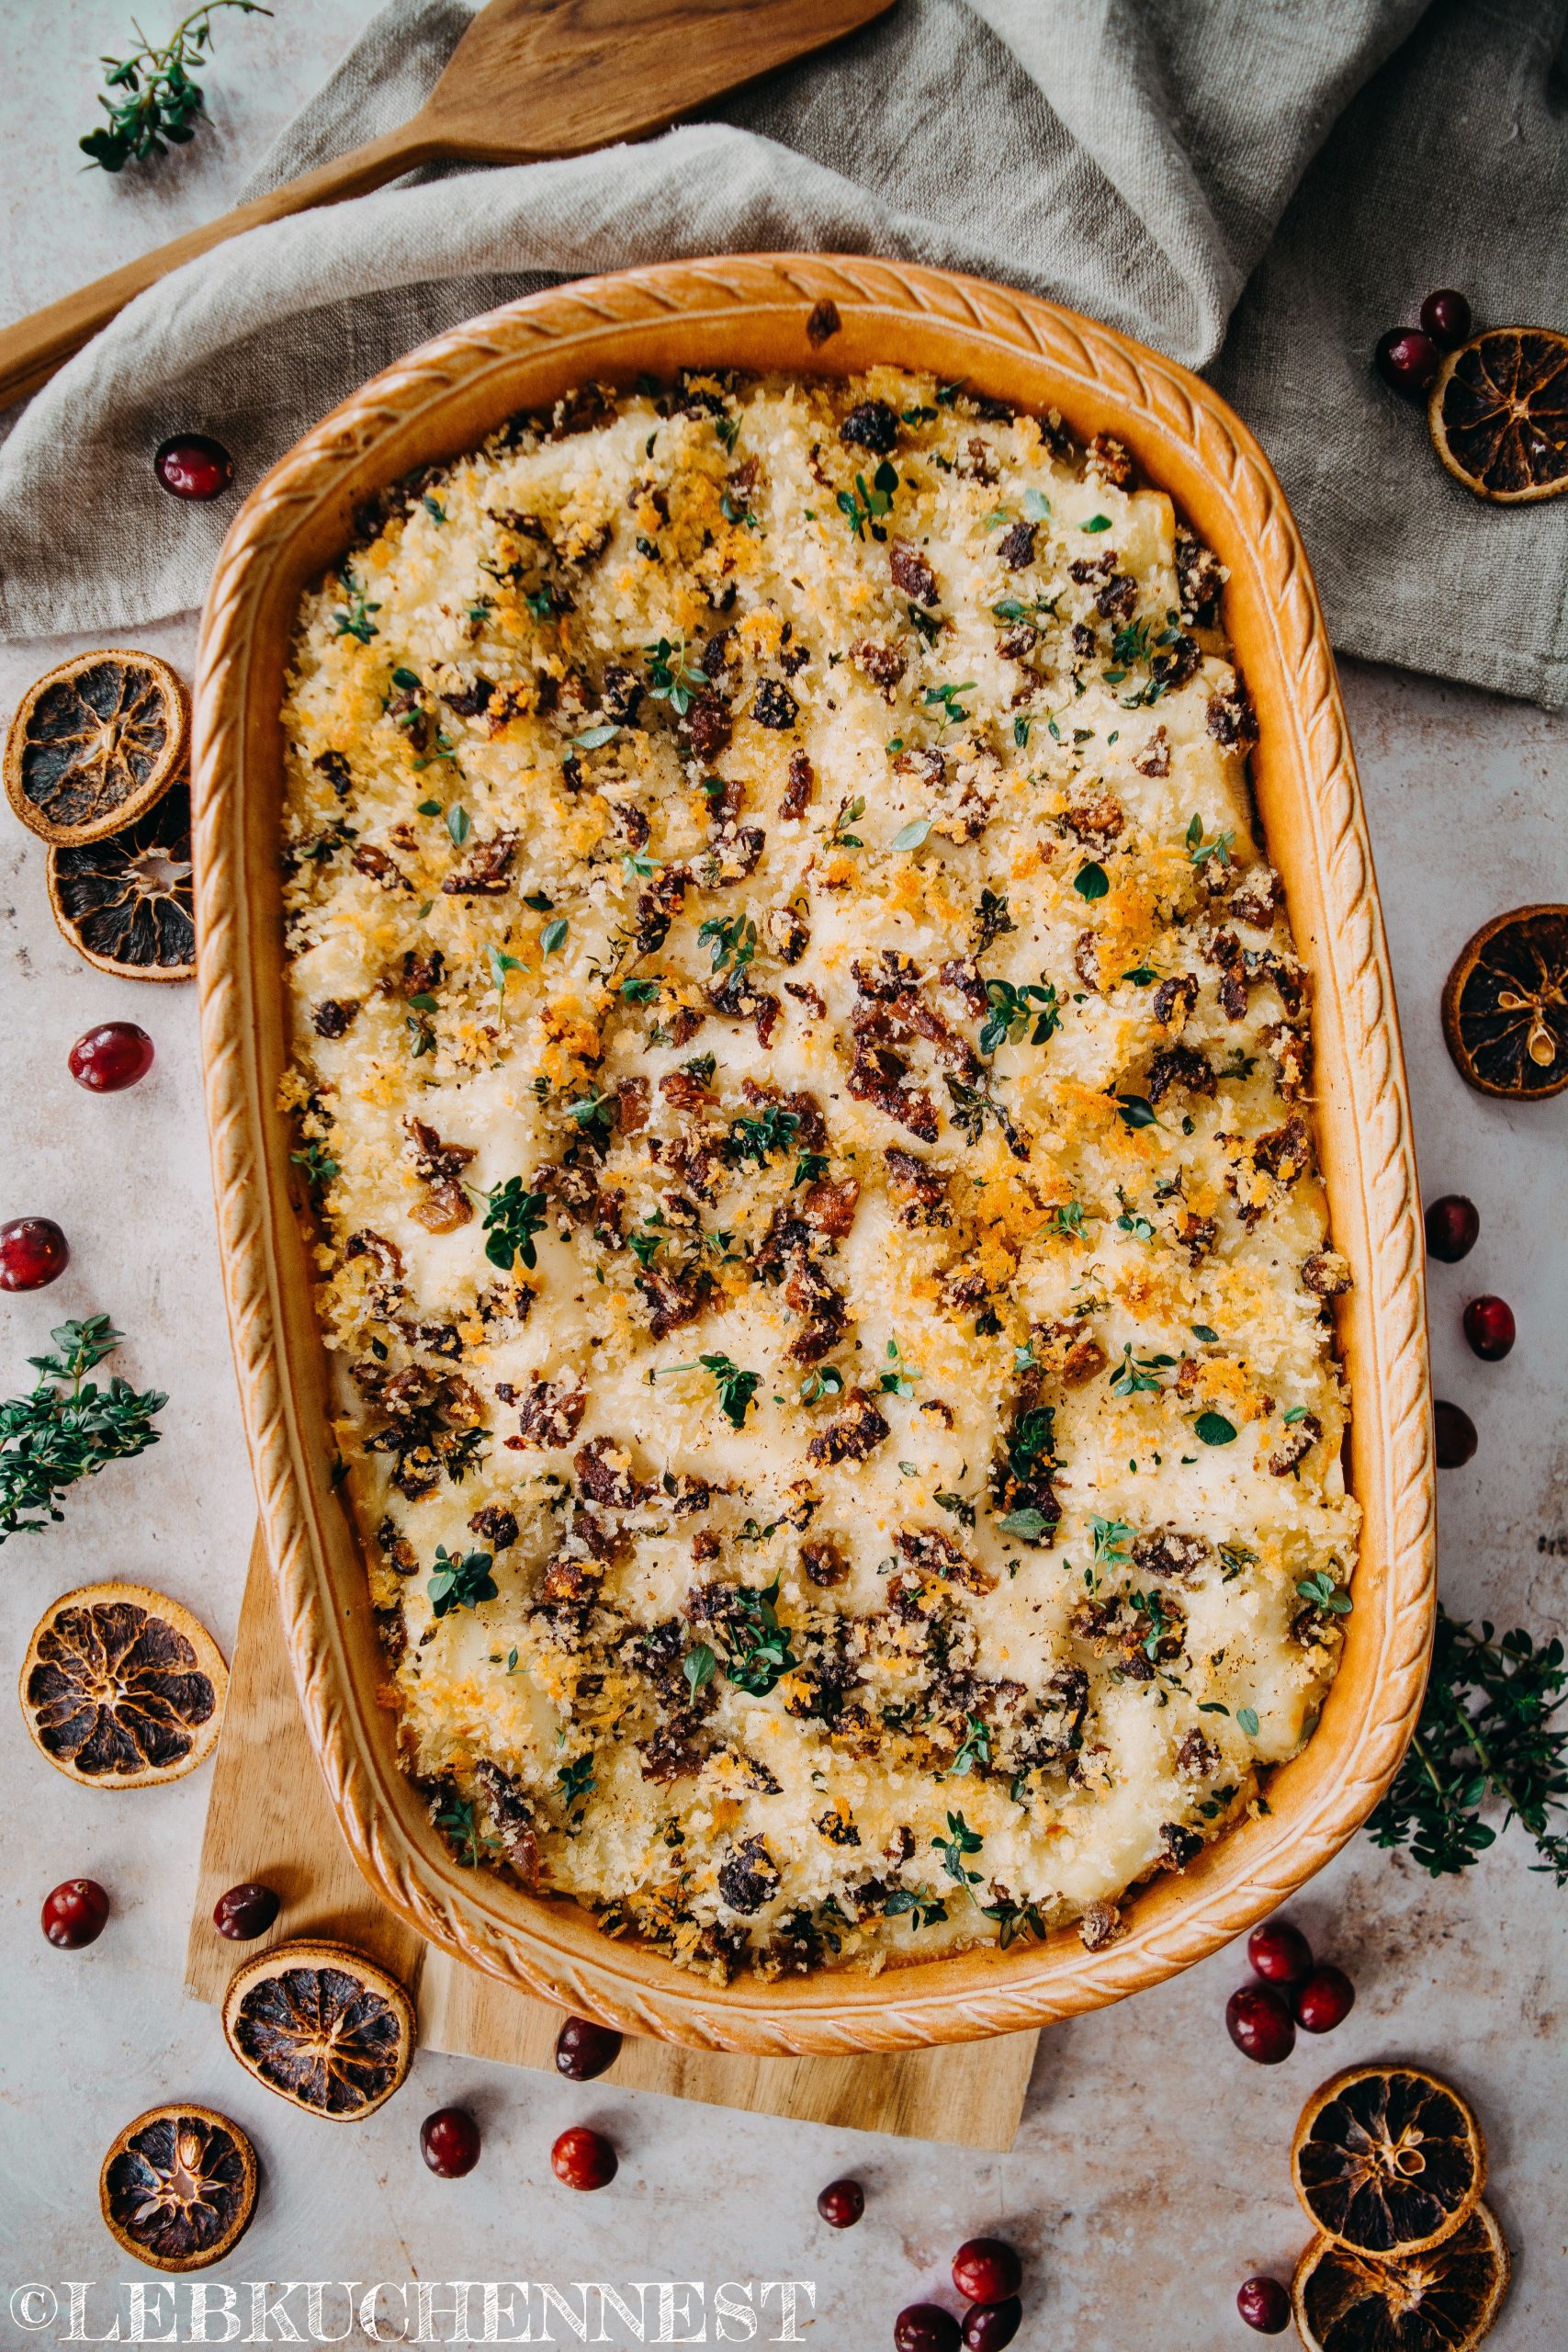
[0,6,1562,2345]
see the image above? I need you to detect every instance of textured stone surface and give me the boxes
[0,6,1562,2341]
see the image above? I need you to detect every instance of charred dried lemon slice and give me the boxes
[47,781,196,980]
[100,2103,257,2273]
[1428,327,1568,503]
[19,1580,226,1788]
[5,650,188,845]
[1293,2202,1510,2352]
[222,1939,415,2120]
[1441,904,1568,1100]
[1293,2065,1486,2257]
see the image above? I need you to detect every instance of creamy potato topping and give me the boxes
[280,368,1358,1981]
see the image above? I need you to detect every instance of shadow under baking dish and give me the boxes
[192,254,1434,2055]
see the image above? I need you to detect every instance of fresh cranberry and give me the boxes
[818,2177,864,2228]
[1419,289,1472,349]
[69,1022,154,1092]
[963,2301,1022,2350]
[1374,328,1440,396]
[1463,1295,1515,1362]
[554,2015,623,2081]
[1247,1918,1313,1984]
[41,1878,109,1949]
[1424,1193,1479,1262]
[551,2125,616,2190]
[1434,1400,1478,1468]
[421,2106,480,2177]
[212,1882,281,1941]
[0,1216,69,1291]
[1225,1984,1295,2064]
[1293,1964,1356,2033]
[894,2308,962,2352]
[1237,2276,1292,2334]
[154,434,235,501]
[952,2241,1022,2306]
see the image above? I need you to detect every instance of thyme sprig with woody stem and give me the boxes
[1367,1608,1568,1881]
[0,1317,166,1542]
[81,3,272,173]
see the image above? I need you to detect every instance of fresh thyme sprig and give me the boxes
[0,1317,166,1543]
[1367,1608,1568,1881]
[80,3,272,173]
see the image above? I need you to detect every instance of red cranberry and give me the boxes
[1434,1400,1478,1468]
[554,2014,623,2081]
[894,2308,962,2352]
[421,2106,481,2177]
[963,2301,1022,2350]
[212,1882,281,1941]
[0,1216,69,1291]
[1374,328,1440,395]
[1237,2276,1292,2334]
[1419,289,1472,349]
[1247,1918,1313,1984]
[952,2241,1022,2306]
[1424,1193,1479,1262]
[818,2177,865,2228]
[1293,1964,1356,2033]
[41,1878,109,1949]
[1225,1983,1295,2064]
[551,2125,616,2190]
[154,433,235,501]
[1463,1295,1515,1362]
[69,1022,154,1092]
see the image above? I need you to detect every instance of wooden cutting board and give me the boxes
[185,1532,1039,2148]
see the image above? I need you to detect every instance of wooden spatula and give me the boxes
[0,0,895,411]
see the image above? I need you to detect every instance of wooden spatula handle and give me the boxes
[0,123,444,412]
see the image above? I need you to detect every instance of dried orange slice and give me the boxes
[1441,904,1568,1100]
[47,781,196,981]
[5,650,188,845]
[1293,2064,1485,2257]
[1428,327,1568,503]
[1293,2202,1510,2352]
[100,2103,257,2273]
[222,1939,415,2120]
[19,1580,226,1788]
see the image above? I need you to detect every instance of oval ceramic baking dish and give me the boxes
[192,255,1433,2054]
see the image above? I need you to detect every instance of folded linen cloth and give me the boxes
[1,0,1564,707]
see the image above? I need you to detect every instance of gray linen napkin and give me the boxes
[1,0,1563,707]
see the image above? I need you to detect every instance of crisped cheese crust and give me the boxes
[280,368,1358,1983]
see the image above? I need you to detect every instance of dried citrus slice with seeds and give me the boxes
[5,650,188,844]
[1293,2202,1510,2352]
[99,2103,257,2273]
[1441,904,1568,1101]
[1428,326,1568,502]
[222,1939,415,2120]
[47,780,196,980]
[19,1581,226,1788]
[1292,2064,1485,2257]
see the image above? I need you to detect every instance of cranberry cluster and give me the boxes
[3,1028,156,1291]
[1424,1194,1513,1470]
[1225,1917,1355,2067]
[891,2236,1025,2349]
[1373,288,1472,395]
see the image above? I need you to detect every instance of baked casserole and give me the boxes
[278,367,1359,1983]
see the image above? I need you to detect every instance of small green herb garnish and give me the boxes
[1185,812,1235,870]
[726,1104,801,1168]
[330,566,380,643]
[1116,1092,1159,1130]
[479,1178,548,1272]
[1194,1411,1238,1446]
[80,1,270,172]
[1074,861,1110,899]
[837,460,899,539]
[698,913,756,974]
[1080,514,1112,533]
[1109,1345,1176,1398]
[933,1810,984,1890]
[1367,1609,1568,1880]
[830,795,867,849]
[426,1545,497,1619]
[699,1353,761,1430]
[978,976,1060,1054]
[950,1715,992,1776]
[683,1644,716,1700]
[290,1141,339,1191]
[0,1318,166,1543]
[558,1753,597,1814]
